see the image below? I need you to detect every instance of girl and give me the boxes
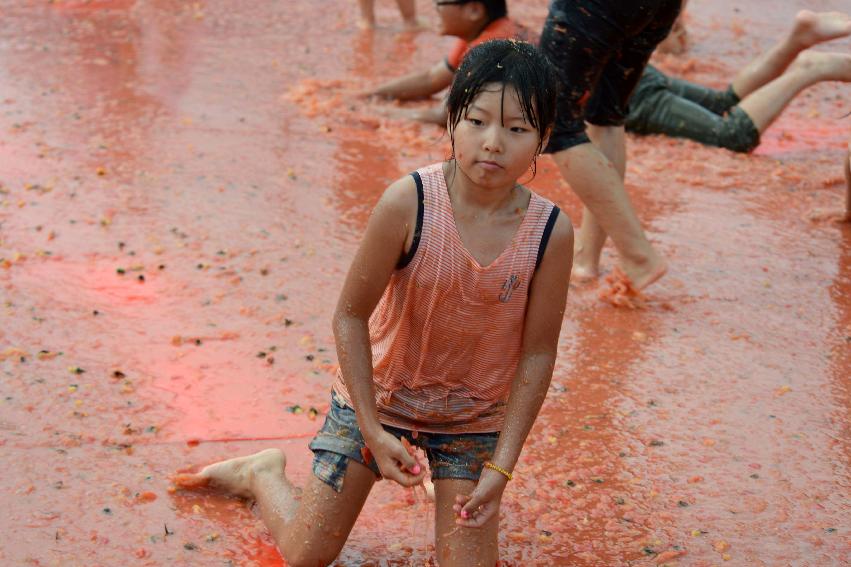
[175,39,573,566]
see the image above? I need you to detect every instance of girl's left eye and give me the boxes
[510,126,530,133]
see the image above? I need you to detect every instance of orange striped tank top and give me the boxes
[333,162,560,433]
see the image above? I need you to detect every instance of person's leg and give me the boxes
[541,0,678,288]
[434,479,499,567]
[394,0,418,28]
[571,124,627,281]
[731,10,851,98]
[665,74,741,116]
[357,0,376,29]
[174,449,375,566]
[627,73,761,152]
[738,50,851,133]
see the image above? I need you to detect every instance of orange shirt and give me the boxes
[333,163,560,433]
[446,17,531,71]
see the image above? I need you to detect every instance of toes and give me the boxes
[172,472,210,490]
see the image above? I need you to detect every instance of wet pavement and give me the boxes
[1,1,849,565]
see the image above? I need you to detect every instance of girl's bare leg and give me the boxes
[732,10,851,98]
[174,448,376,567]
[433,479,499,567]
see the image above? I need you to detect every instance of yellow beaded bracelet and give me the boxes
[483,461,513,481]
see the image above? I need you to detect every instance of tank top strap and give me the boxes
[416,162,450,213]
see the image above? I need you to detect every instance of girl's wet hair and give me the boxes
[447,39,558,155]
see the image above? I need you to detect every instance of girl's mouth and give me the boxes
[477,160,503,171]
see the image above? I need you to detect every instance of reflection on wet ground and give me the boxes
[1,1,849,565]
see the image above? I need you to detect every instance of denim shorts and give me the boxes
[308,391,500,493]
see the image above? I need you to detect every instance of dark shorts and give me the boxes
[625,65,760,153]
[308,392,500,493]
[539,0,683,153]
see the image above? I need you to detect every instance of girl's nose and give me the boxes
[482,126,503,153]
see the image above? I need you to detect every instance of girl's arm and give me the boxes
[456,212,574,527]
[332,175,425,486]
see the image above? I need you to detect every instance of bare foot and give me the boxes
[807,207,851,224]
[792,10,851,49]
[791,50,851,83]
[173,448,286,499]
[571,263,599,284]
[424,479,435,501]
[572,245,601,283]
[358,17,376,31]
[620,252,667,292]
[401,17,427,32]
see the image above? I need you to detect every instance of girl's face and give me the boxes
[452,84,543,189]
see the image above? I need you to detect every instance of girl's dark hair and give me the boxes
[446,39,558,156]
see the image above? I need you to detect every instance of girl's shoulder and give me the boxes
[378,172,420,217]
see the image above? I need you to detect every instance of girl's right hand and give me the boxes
[367,430,426,487]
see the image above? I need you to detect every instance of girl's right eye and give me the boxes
[467,118,483,126]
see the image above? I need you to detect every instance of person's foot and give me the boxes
[358,16,377,30]
[424,479,435,501]
[571,263,600,283]
[807,207,851,224]
[571,243,601,282]
[791,50,851,83]
[619,250,668,292]
[401,17,427,32]
[173,448,286,499]
[792,10,851,50]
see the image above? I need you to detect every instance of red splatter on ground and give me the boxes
[1,0,850,565]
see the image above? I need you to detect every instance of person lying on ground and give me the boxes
[625,10,851,153]
[366,0,528,124]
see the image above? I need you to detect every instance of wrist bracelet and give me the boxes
[483,461,513,481]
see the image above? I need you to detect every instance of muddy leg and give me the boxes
[175,449,376,566]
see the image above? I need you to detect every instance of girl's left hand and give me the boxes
[452,468,508,528]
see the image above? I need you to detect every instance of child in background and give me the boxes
[627,10,851,153]
[175,39,573,566]
[368,0,527,124]
[358,0,419,30]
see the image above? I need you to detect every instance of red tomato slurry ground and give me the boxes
[1,1,849,565]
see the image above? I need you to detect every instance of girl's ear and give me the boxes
[539,126,553,154]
